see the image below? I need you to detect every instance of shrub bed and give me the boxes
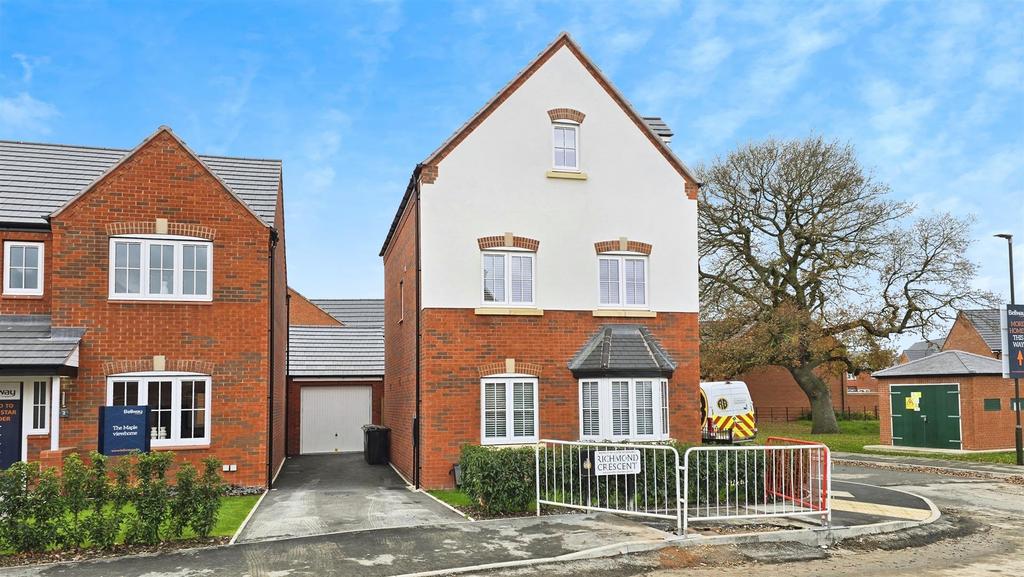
[0,451,225,554]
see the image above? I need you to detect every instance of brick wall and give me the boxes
[741,365,879,418]
[285,377,383,455]
[46,130,279,488]
[415,308,700,488]
[270,188,288,483]
[288,287,341,326]
[942,314,996,358]
[382,194,418,483]
[0,230,53,315]
[877,375,1017,450]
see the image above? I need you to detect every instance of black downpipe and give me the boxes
[267,228,279,488]
[413,165,423,489]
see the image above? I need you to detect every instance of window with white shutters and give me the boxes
[482,251,535,306]
[598,255,648,308]
[481,377,538,444]
[579,378,669,441]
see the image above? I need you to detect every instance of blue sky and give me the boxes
[1,0,1022,323]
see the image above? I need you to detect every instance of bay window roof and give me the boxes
[0,315,84,376]
[568,324,676,378]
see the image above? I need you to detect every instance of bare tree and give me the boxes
[698,136,991,433]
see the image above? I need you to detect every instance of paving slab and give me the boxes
[833,451,1024,478]
[237,453,465,543]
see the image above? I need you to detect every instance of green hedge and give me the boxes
[0,451,224,553]
[459,445,535,514]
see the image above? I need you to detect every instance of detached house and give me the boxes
[0,127,288,488]
[380,33,701,488]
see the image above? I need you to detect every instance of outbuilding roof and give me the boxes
[288,326,384,378]
[0,315,84,374]
[310,299,384,327]
[0,138,281,227]
[568,324,676,378]
[961,309,1002,353]
[874,350,1003,378]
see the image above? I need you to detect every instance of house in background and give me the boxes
[942,309,1002,359]
[286,291,384,455]
[898,338,945,364]
[739,366,880,422]
[0,128,288,487]
[380,32,701,489]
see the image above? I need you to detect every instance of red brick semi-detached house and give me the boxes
[380,33,701,489]
[0,127,288,488]
[286,290,384,455]
[941,309,1002,359]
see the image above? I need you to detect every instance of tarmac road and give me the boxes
[467,463,1024,577]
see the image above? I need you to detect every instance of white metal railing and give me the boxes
[681,442,831,535]
[535,439,682,534]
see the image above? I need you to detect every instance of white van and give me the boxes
[699,381,757,443]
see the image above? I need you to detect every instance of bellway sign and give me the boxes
[1002,304,1024,379]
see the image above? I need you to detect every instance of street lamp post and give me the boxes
[995,233,1023,466]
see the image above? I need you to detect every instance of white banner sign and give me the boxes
[0,385,21,401]
[593,449,642,475]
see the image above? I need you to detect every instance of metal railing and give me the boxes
[535,439,682,534]
[682,442,831,534]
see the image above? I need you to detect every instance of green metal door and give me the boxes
[890,384,961,449]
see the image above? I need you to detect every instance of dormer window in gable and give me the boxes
[548,108,585,174]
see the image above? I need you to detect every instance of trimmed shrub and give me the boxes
[126,451,175,545]
[169,463,198,539]
[58,453,90,549]
[190,458,224,538]
[458,445,535,514]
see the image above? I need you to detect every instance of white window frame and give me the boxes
[480,375,539,445]
[480,250,536,307]
[3,241,44,296]
[552,122,580,171]
[598,254,649,309]
[105,372,212,447]
[26,379,49,435]
[108,235,213,302]
[578,378,669,442]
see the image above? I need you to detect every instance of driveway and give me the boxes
[235,453,465,542]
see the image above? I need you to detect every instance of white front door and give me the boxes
[300,386,372,454]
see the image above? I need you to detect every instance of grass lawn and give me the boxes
[210,494,261,537]
[758,419,1018,464]
[428,489,474,509]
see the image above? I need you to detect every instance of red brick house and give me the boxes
[0,127,288,488]
[740,366,880,421]
[941,309,1002,359]
[380,33,701,489]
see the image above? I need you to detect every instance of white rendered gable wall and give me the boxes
[419,46,698,313]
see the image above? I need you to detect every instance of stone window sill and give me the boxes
[592,309,657,318]
[546,170,587,180]
[474,307,544,316]
[152,444,211,451]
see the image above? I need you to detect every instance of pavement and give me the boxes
[236,453,465,542]
[832,451,1024,479]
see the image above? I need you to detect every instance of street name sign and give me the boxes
[593,449,642,475]
[1002,304,1024,379]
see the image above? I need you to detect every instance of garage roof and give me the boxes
[0,315,84,374]
[874,350,1003,378]
[569,324,676,378]
[309,299,384,327]
[288,326,383,378]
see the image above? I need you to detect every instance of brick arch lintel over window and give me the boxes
[477,233,540,252]
[594,238,652,255]
[547,108,586,124]
[104,358,215,376]
[478,359,543,378]
[106,221,217,241]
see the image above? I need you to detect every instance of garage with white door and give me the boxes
[287,313,384,457]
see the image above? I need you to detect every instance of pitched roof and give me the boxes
[380,32,696,257]
[310,299,384,327]
[900,338,945,362]
[0,132,281,227]
[962,309,1002,352]
[568,324,677,378]
[874,349,1003,378]
[0,315,84,372]
[288,326,383,377]
[642,117,673,141]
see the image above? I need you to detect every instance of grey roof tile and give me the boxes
[289,326,383,377]
[642,117,673,140]
[0,140,280,227]
[568,324,676,378]
[874,349,1002,377]
[963,309,1002,352]
[311,299,384,327]
[900,338,945,362]
[0,315,84,368]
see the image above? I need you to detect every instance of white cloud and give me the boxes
[0,92,59,135]
[12,53,49,83]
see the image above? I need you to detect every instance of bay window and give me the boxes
[481,377,538,444]
[578,378,669,441]
[109,236,212,301]
[482,251,534,306]
[598,255,647,308]
[107,373,211,446]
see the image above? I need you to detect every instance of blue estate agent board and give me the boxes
[0,384,22,469]
[1003,304,1024,379]
[98,405,151,456]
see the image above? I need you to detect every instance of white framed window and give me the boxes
[3,241,44,296]
[28,380,49,434]
[598,255,648,308]
[552,123,579,171]
[109,236,212,301]
[481,251,535,306]
[106,373,212,446]
[578,378,669,441]
[481,376,538,445]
